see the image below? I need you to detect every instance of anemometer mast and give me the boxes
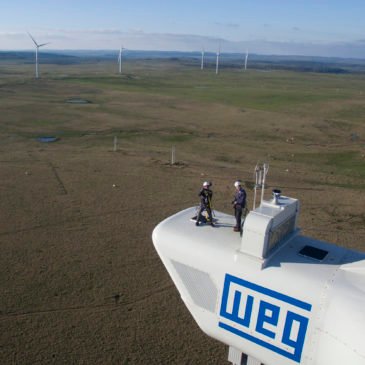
[253,162,269,210]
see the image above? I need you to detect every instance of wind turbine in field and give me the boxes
[118,45,125,74]
[244,49,249,71]
[201,47,205,70]
[28,33,49,79]
[215,44,220,75]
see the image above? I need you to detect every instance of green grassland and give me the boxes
[0,58,364,189]
[65,68,363,112]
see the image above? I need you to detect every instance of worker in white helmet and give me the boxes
[196,181,214,227]
[232,180,246,232]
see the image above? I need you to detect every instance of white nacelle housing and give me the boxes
[152,193,365,365]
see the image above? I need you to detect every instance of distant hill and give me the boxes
[0,51,81,65]
[2,50,365,73]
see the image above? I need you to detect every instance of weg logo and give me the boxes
[219,274,312,363]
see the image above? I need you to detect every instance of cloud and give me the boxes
[0,31,26,40]
[239,39,365,58]
[214,22,240,29]
[1,28,365,58]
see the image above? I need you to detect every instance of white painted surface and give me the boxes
[152,198,365,365]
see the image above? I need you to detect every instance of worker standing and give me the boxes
[232,180,246,232]
[196,181,214,227]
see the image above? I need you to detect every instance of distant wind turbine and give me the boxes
[215,44,220,75]
[244,49,249,71]
[118,45,125,74]
[201,47,205,70]
[28,32,49,79]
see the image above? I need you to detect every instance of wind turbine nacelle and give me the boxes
[152,193,365,365]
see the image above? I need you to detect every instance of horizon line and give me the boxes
[1,49,365,61]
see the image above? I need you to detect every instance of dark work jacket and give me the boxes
[234,188,246,209]
[199,188,213,207]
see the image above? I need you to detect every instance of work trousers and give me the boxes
[235,206,243,230]
[197,205,213,223]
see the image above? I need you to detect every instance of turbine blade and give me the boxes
[27,32,39,47]
[38,42,50,47]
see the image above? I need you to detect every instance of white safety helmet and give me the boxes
[203,181,211,187]
[234,180,242,188]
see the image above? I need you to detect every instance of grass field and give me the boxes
[0,58,364,364]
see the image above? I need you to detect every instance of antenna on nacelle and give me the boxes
[253,162,269,209]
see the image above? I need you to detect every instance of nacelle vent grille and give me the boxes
[172,260,218,313]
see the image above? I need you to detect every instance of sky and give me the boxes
[1,0,365,58]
